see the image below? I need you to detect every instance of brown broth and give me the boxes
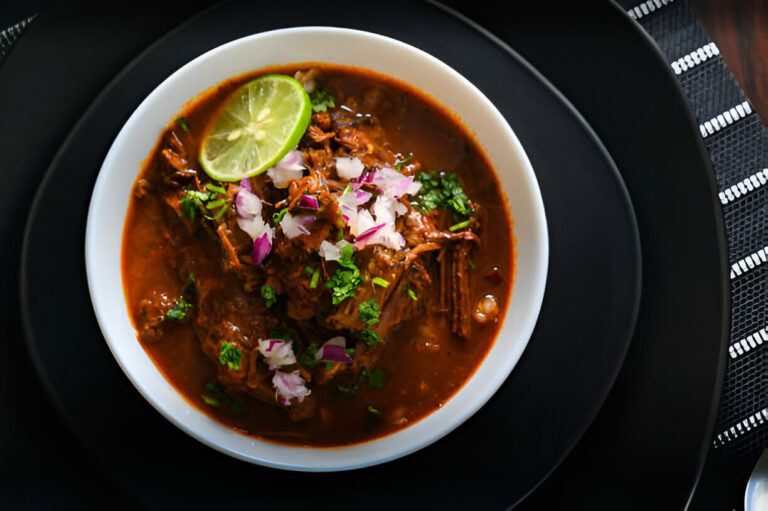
[122,63,514,446]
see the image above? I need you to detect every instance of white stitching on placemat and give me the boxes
[719,169,768,205]
[627,0,675,20]
[670,42,720,75]
[729,326,768,359]
[730,247,768,279]
[714,408,768,447]
[699,101,753,138]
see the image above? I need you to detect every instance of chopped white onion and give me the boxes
[280,212,311,239]
[267,149,306,188]
[258,339,297,368]
[272,370,310,405]
[318,239,349,261]
[335,156,365,180]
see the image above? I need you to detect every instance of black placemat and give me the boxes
[621,0,768,461]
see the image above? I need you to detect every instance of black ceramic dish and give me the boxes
[17,0,642,508]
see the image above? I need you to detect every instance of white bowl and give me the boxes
[85,27,548,471]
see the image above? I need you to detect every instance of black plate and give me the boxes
[17,1,641,508]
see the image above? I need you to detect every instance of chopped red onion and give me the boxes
[314,336,352,363]
[252,232,272,265]
[355,223,386,243]
[372,167,417,199]
[258,339,296,367]
[280,212,312,238]
[297,195,319,210]
[355,190,372,205]
[236,187,262,218]
[273,370,310,405]
[240,177,251,191]
[276,149,305,171]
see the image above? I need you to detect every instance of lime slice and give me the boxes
[199,74,311,182]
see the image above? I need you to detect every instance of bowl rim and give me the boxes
[85,26,549,471]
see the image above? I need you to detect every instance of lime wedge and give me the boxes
[199,74,311,182]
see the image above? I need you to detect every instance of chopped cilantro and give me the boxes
[201,394,220,407]
[205,183,227,194]
[309,86,335,113]
[406,287,418,301]
[310,269,320,289]
[205,198,226,209]
[299,341,322,368]
[337,384,358,395]
[345,347,355,358]
[273,208,288,225]
[414,171,474,220]
[166,299,193,321]
[303,265,315,277]
[260,284,277,308]
[326,245,361,305]
[219,342,242,371]
[205,382,242,413]
[358,298,381,326]
[268,327,292,341]
[448,219,471,232]
[337,209,346,240]
[371,277,389,288]
[359,368,385,389]
[179,189,229,223]
[365,405,382,432]
[175,117,190,132]
[394,154,412,171]
[469,259,477,271]
[167,273,196,321]
[360,327,384,347]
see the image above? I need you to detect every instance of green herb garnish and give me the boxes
[205,183,227,194]
[166,299,193,321]
[201,394,220,407]
[166,273,197,321]
[448,220,471,232]
[299,341,322,368]
[337,384,358,395]
[371,277,390,288]
[179,189,228,222]
[273,208,288,225]
[260,284,277,308]
[361,328,384,347]
[406,287,418,301]
[359,368,385,389]
[359,298,381,326]
[395,155,412,171]
[205,382,242,413]
[414,171,473,220]
[469,259,477,271]
[337,209,346,240]
[309,86,335,113]
[219,341,242,371]
[175,117,190,132]
[326,244,361,305]
[365,405,382,432]
[310,269,320,289]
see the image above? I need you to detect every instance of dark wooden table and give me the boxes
[690,0,768,120]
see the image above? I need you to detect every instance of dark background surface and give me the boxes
[0,0,759,508]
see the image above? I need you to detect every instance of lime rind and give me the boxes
[199,74,312,182]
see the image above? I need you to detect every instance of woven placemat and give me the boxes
[3,0,765,459]
[622,0,768,458]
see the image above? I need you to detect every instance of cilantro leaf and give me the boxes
[359,368,385,389]
[414,171,474,220]
[326,244,362,305]
[166,273,196,321]
[299,341,322,368]
[261,284,277,308]
[337,384,358,395]
[166,299,193,321]
[310,86,335,112]
[219,342,242,371]
[394,154,412,171]
[273,208,288,225]
[360,327,384,347]
[175,117,190,133]
[358,298,381,326]
[205,382,242,413]
[365,405,382,432]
